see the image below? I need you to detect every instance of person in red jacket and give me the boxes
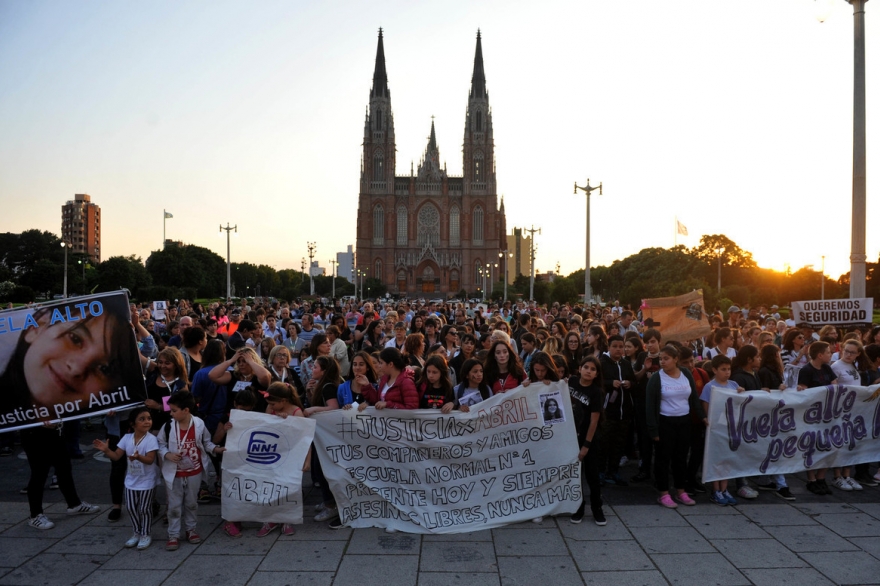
[358,348,419,410]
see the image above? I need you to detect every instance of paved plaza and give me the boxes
[2,432,880,586]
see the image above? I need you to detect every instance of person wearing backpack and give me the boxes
[157,391,225,551]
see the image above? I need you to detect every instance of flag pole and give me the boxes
[674,216,677,248]
[163,209,166,248]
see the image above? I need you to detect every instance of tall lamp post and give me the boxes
[61,242,68,298]
[499,250,512,302]
[307,242,317,296]
[716,246,725,294]
[78,258,86,293]
[821,255,826,300]
[525,225,541,301]
[574,178,603,305]
[330,259,337,300]
[820,1,869,297]
[301,258,306,283]
[220,223,237,301]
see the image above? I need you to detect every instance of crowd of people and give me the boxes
[8,295,880,546]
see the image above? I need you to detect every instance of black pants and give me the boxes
[634,397,654,474]
[108,435,127,506]
[22,427,82,518]
[575,442,603,516]
[654,414,691,493]
[686,422,705,485]
[310,447,335,506]
[595,419,629,475]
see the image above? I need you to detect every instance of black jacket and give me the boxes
[599,354,636,421]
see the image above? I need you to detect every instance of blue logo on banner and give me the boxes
[245,431,281,465]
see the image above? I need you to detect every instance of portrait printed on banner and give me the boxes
[540,391,565,425]
[0,293,145,432]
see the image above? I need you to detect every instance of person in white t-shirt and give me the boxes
[93,408,161,551]
[703,328,737,360]
[829,339,869,492]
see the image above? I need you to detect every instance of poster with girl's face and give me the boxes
[0,291,147,433]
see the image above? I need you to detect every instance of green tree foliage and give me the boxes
[690,234,757,268]
[95,256,152,297]
[145,244,225,298]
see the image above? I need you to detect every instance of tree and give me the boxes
[551,276,579,305]
[95,256,152,297]
[146,244,225,297]
[690,235,757,268]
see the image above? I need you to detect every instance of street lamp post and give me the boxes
[525,226,541,301]
[716,246,725,294]
[574,178,603,305]
[499,250,512,302]
[301,258,306,283]
[821,255,826,300]
[330,259,337,300]
[78,258,86,293]
[219,223,237,301]
[307,242,317,296]
[849,0,868,298]
[61,242,68,298]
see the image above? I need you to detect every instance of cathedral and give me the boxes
[355,30,506,297]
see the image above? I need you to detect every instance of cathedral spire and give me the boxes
[428,118,437,153]
[371,28,389,99]
[469,29,487,100]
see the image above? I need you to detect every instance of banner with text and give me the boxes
[702,384,880,482]
[221,410,315,524]
[0,291,147,433]
[791,298,874,328]
[312,381,581,533]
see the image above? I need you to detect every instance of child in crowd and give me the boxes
[631,329,661,483]
[213,389,256,538]
[598,335,636,486]
[679,348,709,495]
[417,355,455,411]
[452,359,493,411]
[93,408,159,550]
[568,356,606,526]
[647,345,706,509]
[797,341,838,495]
[700,355,742,506]
[158,391,226,551]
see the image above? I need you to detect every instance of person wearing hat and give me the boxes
[726,306,741,329]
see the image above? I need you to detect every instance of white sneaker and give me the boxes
[125,534,139,548]
[846,477,864,491]
[314,507,337,522]
[137,535,152,550]
[314,503,326,512]
[737,486,758,499]
[384,527,398,533]
[531,517,543,523]
[28,514,55,530]
[619,456,629,467]
[67,502,100,515]
[833,476,853,491]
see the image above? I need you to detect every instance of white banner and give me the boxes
[312,381,581,533]
[790,298,873,327]
[221,410,315,524]
[703,384,880,482]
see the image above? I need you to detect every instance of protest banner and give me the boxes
[221,409,315,524]
[0,291,147,433]
[312,381,581,533]
[641,290,711,343]
[791,298,874,328]
[702,384,880,482]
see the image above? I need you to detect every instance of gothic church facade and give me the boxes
[355,30,506,297]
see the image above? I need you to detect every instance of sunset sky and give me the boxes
[0,0,876,281]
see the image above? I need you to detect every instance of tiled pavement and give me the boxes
[3,487,880,586]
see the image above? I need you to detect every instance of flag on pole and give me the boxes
[164,211,173,219]
[676,219,688,236]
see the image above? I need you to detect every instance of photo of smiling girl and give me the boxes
[0,293,143,432]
